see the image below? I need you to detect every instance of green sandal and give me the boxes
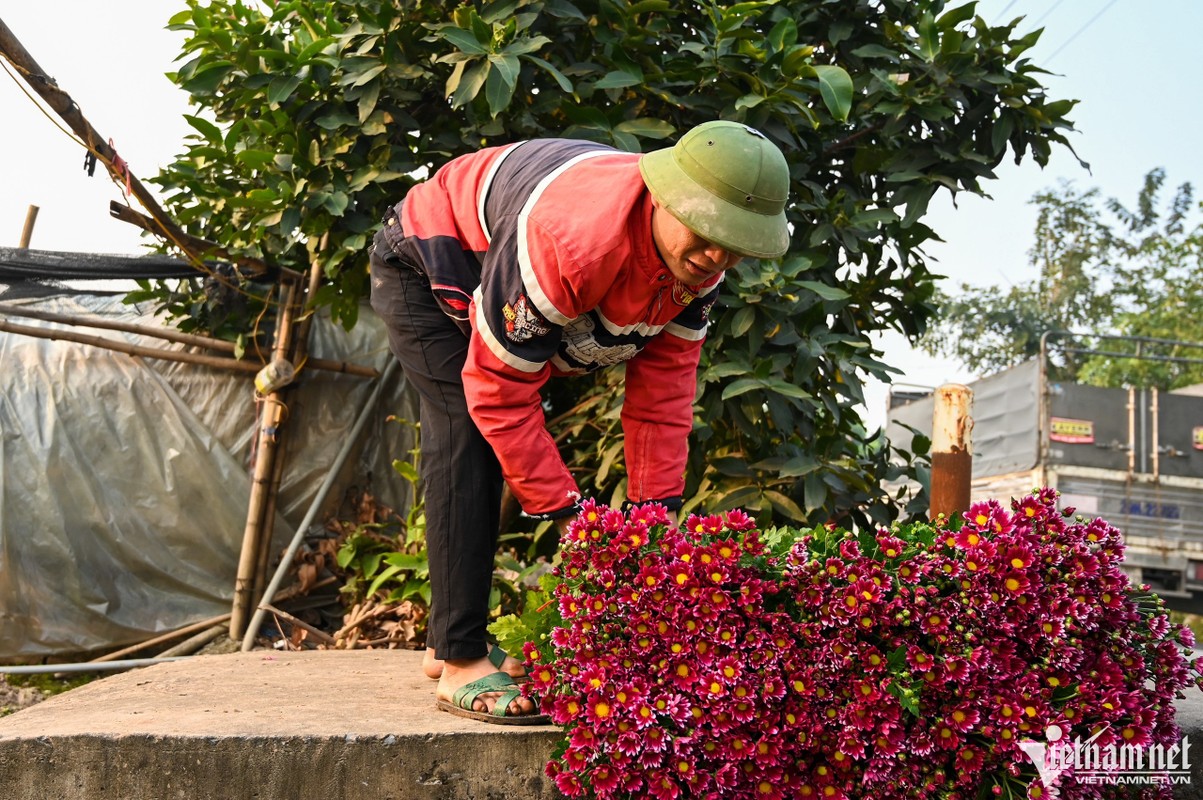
[426,644,528,682]
[436,671,550,725]
[487,644,530,682]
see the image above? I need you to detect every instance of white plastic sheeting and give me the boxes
[0,293,416,658]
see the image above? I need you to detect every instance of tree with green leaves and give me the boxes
[921,168,1203,388]
[145,0,1077,529]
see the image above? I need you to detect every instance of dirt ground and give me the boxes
[0,676,46,715]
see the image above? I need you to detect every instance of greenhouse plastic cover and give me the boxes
[0,293,417,658]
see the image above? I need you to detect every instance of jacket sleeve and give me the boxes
[461,332,580,516]
[621,285,718,507]
[460,217,599,518]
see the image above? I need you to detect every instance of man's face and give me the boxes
[650,201,742,285]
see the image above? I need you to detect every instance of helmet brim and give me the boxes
[640,148,790,260]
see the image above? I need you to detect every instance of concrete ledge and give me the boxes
[0,650,561,800]
[2,648,1202,799]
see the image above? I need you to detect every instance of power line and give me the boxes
[996,0,1021,19]
[1046,0,1122,62]
[1033,0,1067,27]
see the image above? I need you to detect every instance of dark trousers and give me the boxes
[368,240,503,661]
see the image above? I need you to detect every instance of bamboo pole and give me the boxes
[241,242,330,637]
[0,316,263,373]
[19,204,38,248]
[156,625,228,658]
[230,281,300,640]
[0,18,275,279]
[252,430,290,606]
[107,202,304,283]
[0,303,379,377]
[242,359,402,652]
[0,302,261,352]
[91,613,232,663]
[86,575,332,663]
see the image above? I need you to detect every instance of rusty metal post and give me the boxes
[929,383,973,520]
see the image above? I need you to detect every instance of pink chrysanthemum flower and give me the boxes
[528,494,1202,800]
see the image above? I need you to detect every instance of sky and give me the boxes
[2,1,1199,430]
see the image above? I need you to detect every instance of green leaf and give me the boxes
[781,45,814,78]
[918,13,939,61]
[348,63,388,88]
[488,53,520,88]
[393,459,420,484]
[235,150,276,170]
[735,93,765,110]
[887,680,922,717]
[315,109,358,129]
[357,81,381,124]
[730,305,755,337]
[335,541,355,570]
[593,70,642,90]
[267,75,304,105]
[502,35,552,56]
[710,484,762,512]
[367,563,404,597]
[485,63,518,118]
[763,380,812,401]
[613,119,675,139]
[383,552,427,571]
[759,456,820,478]
[523,55,573,92]
[322,191,349,216]
[798,280,851,302]
[768,17,798,52]
[936,1,977,30]
[451,61,489,107]
[851,208,900,226]
[596,439,625,484]
[764,490,806,521]
[628,0,671,13]
[183,114,223,144]
[438,26,489,55]
[813,65,854,121]
[721,378,764,401]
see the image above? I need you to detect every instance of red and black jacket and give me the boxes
[381,139,721,517]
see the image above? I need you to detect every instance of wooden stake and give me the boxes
[19,204,38,248]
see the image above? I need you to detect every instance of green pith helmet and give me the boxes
[639,120,791,259]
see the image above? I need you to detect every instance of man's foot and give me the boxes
[434,657,544,723]
[423,645,526,681]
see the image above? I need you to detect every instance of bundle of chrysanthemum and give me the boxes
[491,489,1202,800]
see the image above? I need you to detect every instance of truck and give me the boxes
[887,345,1203,606]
